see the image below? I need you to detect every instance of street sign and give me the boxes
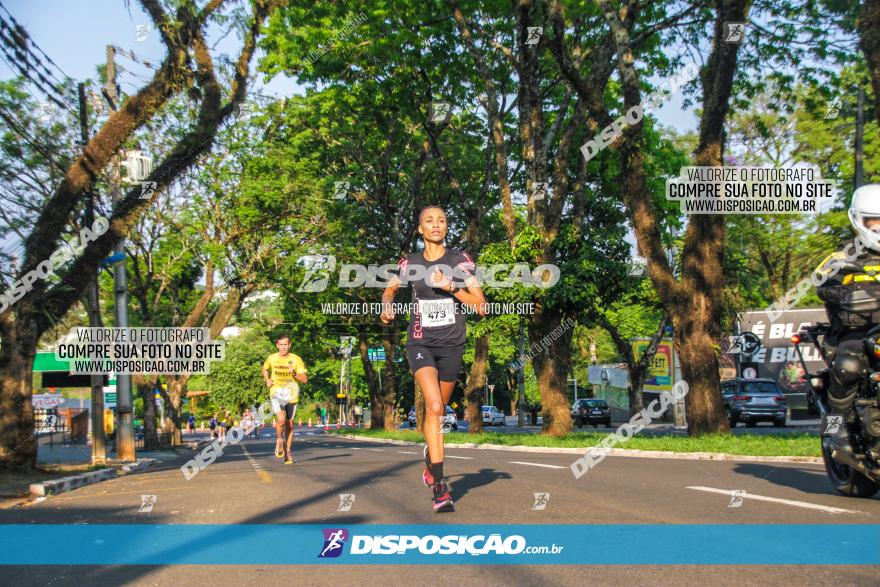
[742,367,757,379]
[103,386,117,408]
[488,385,495,393]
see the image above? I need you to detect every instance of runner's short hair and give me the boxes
[419,205,446,224]
[275,332,291,343]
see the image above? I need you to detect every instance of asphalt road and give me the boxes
[2,431,878,586]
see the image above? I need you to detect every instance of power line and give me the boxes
[111,45,159,71]
[0,103,69,172]
[0,2,77,116]
[0,1,73,82]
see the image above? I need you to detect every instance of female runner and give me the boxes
[381,206,486,511]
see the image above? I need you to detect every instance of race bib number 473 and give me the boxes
[419,299,455,328]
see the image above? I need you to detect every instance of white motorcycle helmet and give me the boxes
[848,184,880,252]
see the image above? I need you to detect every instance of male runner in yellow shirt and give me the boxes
[262,333,308,464]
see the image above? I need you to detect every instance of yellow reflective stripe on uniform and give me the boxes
[842,274,880,283]
[816,251,847,275]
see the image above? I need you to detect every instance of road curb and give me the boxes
[332,433,823,464]
[29,468,117,497]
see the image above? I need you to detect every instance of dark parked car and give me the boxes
[571,399,612,428]
[721,378,787,427]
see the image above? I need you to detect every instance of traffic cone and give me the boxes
[308,418,312,427]
[336,421,341,430]
[324,421,329,432]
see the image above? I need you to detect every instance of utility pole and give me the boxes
[105,45,135,461]
[79,82,106,465]
[517,322,525,427]
[855,88,865,189]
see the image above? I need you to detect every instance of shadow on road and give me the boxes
[730,462,862,499]
[447,467,513,505]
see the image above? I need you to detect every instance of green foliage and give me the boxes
[204,328,276,413]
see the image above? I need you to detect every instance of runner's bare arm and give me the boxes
[294,371,308,384]
[380,275,400,324]
[262,365,272,388]
[432,270,487,317]
[453,277,487,317]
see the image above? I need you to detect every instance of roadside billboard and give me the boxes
[735,308,827,411]
[632,339,675,391]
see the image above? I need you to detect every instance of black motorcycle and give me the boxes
[792,289,880,498]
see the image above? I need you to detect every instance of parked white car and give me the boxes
[482,405,506,426]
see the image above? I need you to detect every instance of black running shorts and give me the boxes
[406,345,464,382]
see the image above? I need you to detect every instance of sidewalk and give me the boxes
[36,430,213,465]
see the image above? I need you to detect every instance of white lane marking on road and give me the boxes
[398,451,418,455]
[444,455,474,460]
[349,447,362,450]
[686,486,861,514]
[508,461,566,469]
[369,448,385,452]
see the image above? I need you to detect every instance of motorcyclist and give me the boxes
[815,184,880,456]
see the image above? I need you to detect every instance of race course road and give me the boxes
[2,432,878,586]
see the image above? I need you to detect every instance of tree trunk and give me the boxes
[506,368,518,416]
[858,0,880,121]
[0,315,38,471]
[464,334,488,433]
[596,0,747,435]
[415,383,425,433]
[371,327,399,431]
[138,380,160,451]
[530,308,575,436]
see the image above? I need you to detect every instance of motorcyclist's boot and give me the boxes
[829,416,854,457]
[828,349,861,457]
